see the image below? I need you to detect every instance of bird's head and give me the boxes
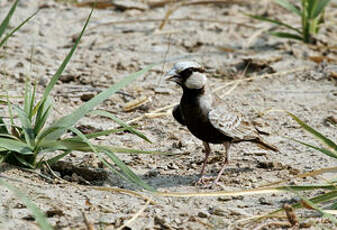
[166,61,206,90]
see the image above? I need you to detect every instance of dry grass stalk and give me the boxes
[85,18,258,35]
[252,221,292,230]
[123,96,149,112]
[158,0,248,30]
[261,167,337,187]
[115,199,151,230]
[127,66,310,124]
[44,163,156,205]
[213,67,309,93]
[82,212,95,230]
[283,204,299,227]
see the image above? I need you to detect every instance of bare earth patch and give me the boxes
[1,0,337,229]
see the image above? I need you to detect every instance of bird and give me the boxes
[166,61,278,185]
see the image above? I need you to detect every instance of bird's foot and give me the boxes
[194,176,221,189]
[194,176,213,186]
[194,171,226,188]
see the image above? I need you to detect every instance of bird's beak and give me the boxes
[165,68,182,84]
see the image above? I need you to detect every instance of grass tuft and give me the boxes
[248,0,331,43]
[0,7,158,191]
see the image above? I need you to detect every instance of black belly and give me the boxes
[186,120,232,144]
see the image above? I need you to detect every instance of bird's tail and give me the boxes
[250,138,278,152]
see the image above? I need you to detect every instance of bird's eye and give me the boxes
[180,68,193,78]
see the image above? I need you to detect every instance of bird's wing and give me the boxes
[208,107,258,140]
[172,104,186,126]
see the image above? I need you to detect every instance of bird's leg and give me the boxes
[196,141,211,184]
[213,142,231,185]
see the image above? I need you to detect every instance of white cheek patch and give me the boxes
[184,72,207,89]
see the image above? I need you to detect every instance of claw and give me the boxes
[194,176,221,189]
[194,176,212,186]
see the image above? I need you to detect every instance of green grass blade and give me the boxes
[45,139,86,151]
[0,10,38,48]
[90,110,151,143]
[29,82,37,120]
[311,0,331,19]
[34,105,52,135]
[13,154,34,168]
[98,146,172,155]
[69,127,155,191]
[51,139,171,157]
[0,138,33,155]
[65,127,130,141]
[44,150,71,166]
[12,105,35,147]
[102,149,156,192]
[98,156,130,181]
[36,127,62,145]
[6,94,14,127]
[69,127,98,152]
[41,8,93,103]
[42,64,154,141]
[34,96,52,135]
[44,138,171,155]
[248,14,301,34]
[0,132,22,140]
[0,179,53,230]
[0,154,7,164]
[263,190,337,220]
[0,99,8,105]
[289,137,337,159]
[13,105,31,129]
[24,80,32,118]
[0,118,9,134]
[307,0,316,18]
[0,0,19,39]
[292,190,337,224]
[287,112,337,153]
[270,31,303,40]
[0,132,12,137]
[274,0,301,16]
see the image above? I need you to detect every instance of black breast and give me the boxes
[172,105,186,126]
[180,89,232,144]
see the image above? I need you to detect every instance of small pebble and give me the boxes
[81,93,95,101]
[197,211,209,218]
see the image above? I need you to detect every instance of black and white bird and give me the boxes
[166,61,278,185]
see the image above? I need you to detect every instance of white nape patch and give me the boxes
[184,72,207,89]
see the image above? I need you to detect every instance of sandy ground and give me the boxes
[1,0,337,229]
